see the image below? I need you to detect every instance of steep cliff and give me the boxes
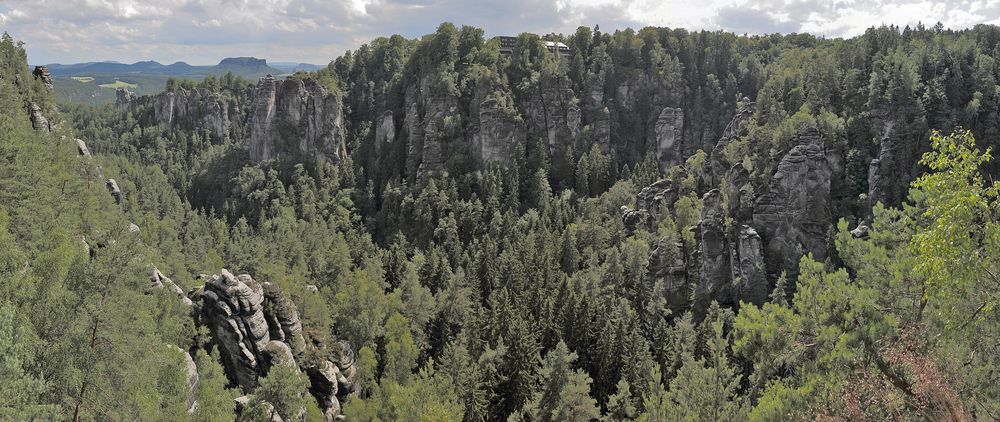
[752,128,832,286]
[247,74,347,164]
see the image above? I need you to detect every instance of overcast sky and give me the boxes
[2,0,998,65]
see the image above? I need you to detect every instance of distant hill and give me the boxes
[270,62,323,73]
[43,57,291,105]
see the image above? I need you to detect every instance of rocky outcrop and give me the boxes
[752,128,831,285]
[646,235,689,312]
[172,345,200,414]
[621,179,681,236]
[75,139,91,157]
[190,270,356,420]
[116,88,137,112]
[192,270,271,390]
[375,111,395,146]
[106,179,122,204]
[261,282,306,359]
[474,94,525,166]
[32,66,52,91]
[695,190,732,312]
[522,75,580,159]
[234,396,284,422]
[654,107,684,171]
[732,225,767,305]
[248,75,346,164]
[709,100,754,184]
[148,266,193,306]
[27,102,49,131]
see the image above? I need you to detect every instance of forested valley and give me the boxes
[2,22,1000,421]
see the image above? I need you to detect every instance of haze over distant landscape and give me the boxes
[3,0,1000,65]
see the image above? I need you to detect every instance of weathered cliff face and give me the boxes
[654,107,684,172]
[193,270,272,390]
[187,269,356,420]
[695,190,732,311]
[248,75,347,164]
[27,102,50,131]
[474,94,525,166]
[32,66,52,91]
[522,75,580,158]
[709,101,754,184]
[752,128,831,285]
[733,225,768,305]
[120,87,235,140]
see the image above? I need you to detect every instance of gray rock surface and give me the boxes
[27,102,49,131]
[752,128,831,285]
[732,225,767,305]
[695,189,732,312]
[654,107,684,171]
[75,139,91,157]
[474,94,525,166]
[32,66,52,90]
[248,74,346,164]
[709,100,754,184]
[193,269,271,389]
[105,179,122,204]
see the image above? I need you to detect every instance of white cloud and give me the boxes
[4,0,1000,65]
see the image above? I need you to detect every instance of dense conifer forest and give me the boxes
[2,22,1000,420]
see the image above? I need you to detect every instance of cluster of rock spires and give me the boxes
[142,267,358,421]
[116,72,348,166]
[623,101,832,315]
[186,270,357,421]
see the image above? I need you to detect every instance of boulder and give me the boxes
[75,139,91,157]
[128,223,140,234]
[105,179,122,204]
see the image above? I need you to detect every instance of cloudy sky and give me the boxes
[1,0,998,65]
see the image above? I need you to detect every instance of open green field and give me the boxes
[97,80,138,89]
[70,76,94,83]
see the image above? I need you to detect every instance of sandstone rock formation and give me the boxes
[148,266,193,306]
[654,107,684,171]
[75,139,91,157]
[474,94,525,166]
[752,128,831,285]
[116,88,137,112]
[695,189,732,311]
[105,179,122,204]
[32,66,52,91]
[248,74,346,164]
[189,270,356,420]
[27,102,49,131]
[732,225,767,305]
[171,345,200,414]
[192,270,271,390]
[709,100,754,184]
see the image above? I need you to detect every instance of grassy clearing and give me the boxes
[98,80,138,89]
[70,76,94,83]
